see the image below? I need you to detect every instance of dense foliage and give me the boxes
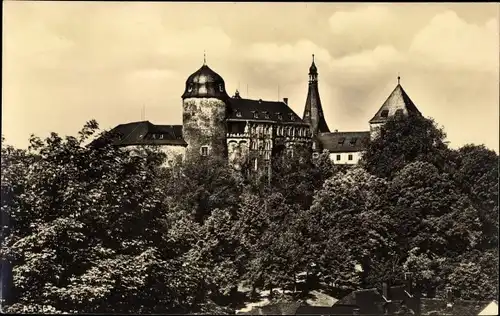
[1,114,498,314]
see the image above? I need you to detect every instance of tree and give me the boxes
[0,122,205,314]
[305,167,392,290]
[452,144,499,248]
[164,154,243,224]
[387,161,482,258]
[361,114,452,179]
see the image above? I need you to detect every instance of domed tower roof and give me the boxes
[181,59,229,100]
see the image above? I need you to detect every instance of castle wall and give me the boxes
[183,98,227,159]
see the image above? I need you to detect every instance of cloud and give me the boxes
[409,10,498,72]
[328,6,393,35]
[243,40,332,65]
[332,45,404,74]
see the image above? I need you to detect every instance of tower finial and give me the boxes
[398,72,401,85]
[203,50,206,65]
[312,54,315,63]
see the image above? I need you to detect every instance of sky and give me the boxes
[2,2,499,151]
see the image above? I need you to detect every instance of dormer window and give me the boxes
[338,137,345,145]
[381,110,389,118]
[276,113,283,120]
[159,134,164,140]
[395,109,404,116]
[289,113,295,121]
[305,111,310,117]
[350,138,357,145]
[253,112,259,119]
[263,111,270,119]
[218,84,224,92]
[236,110,242,118]
[188,84,193,92]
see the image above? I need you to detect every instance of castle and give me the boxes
[108,55,422,170]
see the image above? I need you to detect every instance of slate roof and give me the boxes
[337,286,492,316]
[369,83,421,124]
[303,57,330,135]
[107,121,187,147]
[228,97,306,125]
[182,64,229,100]
[317,131,370,153]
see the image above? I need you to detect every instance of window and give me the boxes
[253,112,259,119]
[381,109,389,118]
[338,137,345,145]
[219,84,224,92]
[350,138,357,145]
[254,158,258,171]
[312,153,319,159]
[276,113,283,120]
[348,154,353,161]
[201,146,209,156]
[395,109,404,116]
[305,111,310,117]
[336,154,341,161]
[159,134,164,140]
[236,110,242,118]
[263,111,270,119]
[289,114,295,121]
[188,84,193,92]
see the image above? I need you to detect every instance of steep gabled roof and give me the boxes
[108,121,186,147]
[317,131,370,153]
[369,82,421,124]
[227,98,306,125]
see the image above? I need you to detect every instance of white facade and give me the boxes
[329,151,363,165]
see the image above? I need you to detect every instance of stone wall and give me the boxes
[183,97,227,160]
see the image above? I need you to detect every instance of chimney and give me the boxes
[446,287,453,307]
[283,97,288,105]
[404,272,413,295]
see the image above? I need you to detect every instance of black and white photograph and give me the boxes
[1,2,499,315]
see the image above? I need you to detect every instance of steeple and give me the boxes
[303,54,330,136]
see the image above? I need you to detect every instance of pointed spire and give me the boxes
[203,50,206,65]
[303,56,330,136]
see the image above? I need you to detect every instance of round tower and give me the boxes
[181,60,229,159]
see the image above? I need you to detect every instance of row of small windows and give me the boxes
[336,153,354,161]
[380,109,404,118]
[245,125,308,137]
[337,137,358,146]
[235,111,296,121]
[187,84,225,93]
